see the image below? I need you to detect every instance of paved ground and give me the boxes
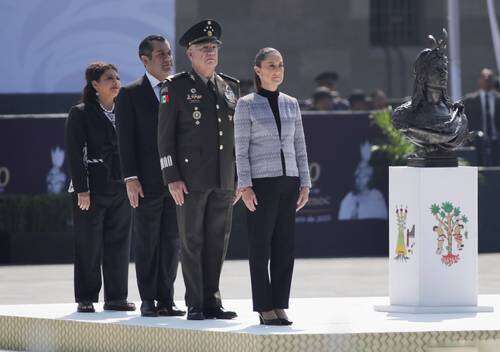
[1,254,500,305]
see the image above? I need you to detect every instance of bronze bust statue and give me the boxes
[392,30,472,167]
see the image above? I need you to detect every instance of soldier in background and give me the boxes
[157,19,240,320]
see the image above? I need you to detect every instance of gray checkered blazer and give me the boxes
[234,92,311,188]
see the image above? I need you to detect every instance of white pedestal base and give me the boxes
[374,304,494,314]
[385,167,492,314]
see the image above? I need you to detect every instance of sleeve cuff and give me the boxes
[124,176,138,182]
[237,178,253,188]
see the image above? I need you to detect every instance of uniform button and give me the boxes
[219,131,223,136]
[185,158,189,163]
[216,104,220,110]
[219,145,224,150]
[218,118,222,123]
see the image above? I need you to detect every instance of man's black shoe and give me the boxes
[157,302,186,316]
[77,302,95,313]
[187,307,205,320]
[140,300,158,317]
[204,307,237,320]
[103,300,136,312]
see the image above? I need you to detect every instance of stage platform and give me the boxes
[2,296,500,352]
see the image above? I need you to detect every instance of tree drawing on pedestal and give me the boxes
[430,202,469,267]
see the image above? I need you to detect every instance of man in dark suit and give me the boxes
[464,68,500,166]
[115,35,184,317]
[157,20,240,320]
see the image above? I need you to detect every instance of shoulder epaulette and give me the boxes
[167,71,189,81]
[218,72,240,84]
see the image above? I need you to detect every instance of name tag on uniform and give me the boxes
[187,88,203,103]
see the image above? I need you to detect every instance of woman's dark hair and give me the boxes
[253,47,280,90]
[82,61,118,104]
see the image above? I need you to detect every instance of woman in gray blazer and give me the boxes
[234,47,311,326]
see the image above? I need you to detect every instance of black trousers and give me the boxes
[247,176,299,312]
[176,188,233,309]
[73,188,131,303]
[134,192,179,304]
[476,138,500,166]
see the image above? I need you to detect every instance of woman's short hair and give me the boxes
[82,62,118,104]
[253,47,280,90]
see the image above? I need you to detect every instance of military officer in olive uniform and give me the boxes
[157,19,241,320]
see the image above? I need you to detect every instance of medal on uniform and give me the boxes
[193,108,202,125]
[224,85,236,104]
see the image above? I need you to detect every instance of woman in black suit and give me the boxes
[66,62,135,313]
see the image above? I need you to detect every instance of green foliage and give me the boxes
[430,202,469,227]
[430,204,440,215]
[370,108,415,166]
[442,202,454,214]
[0,194,72,233]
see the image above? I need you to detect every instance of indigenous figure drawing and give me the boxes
[394,206,415,261]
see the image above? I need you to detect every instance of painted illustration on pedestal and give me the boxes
[430,202,469,267]
[394,206,416,261]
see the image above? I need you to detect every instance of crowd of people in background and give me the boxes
[240,71,390,112]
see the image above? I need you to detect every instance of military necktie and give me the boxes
[207,80,217,102]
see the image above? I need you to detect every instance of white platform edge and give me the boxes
[374,304,494,314]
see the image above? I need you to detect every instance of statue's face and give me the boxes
[425,64,447,104]
[426,86,442,104]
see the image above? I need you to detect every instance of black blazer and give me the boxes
[463,90,500,133]
[115,75,165,195]
[65,102,122,194]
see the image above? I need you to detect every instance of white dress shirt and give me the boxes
[146,70,162,101]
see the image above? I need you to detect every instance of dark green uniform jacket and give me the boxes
[157,70,240,191]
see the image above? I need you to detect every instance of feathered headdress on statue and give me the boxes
[411,29,452,110]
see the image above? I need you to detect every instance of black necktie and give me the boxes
[485,92,493,138]
[207,80,217,102]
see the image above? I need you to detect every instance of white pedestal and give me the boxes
[375,166,493,314]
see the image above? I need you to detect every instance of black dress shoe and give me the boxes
[258,313,282,326]
[77,302,95,313]
[140,300,158,317]
[103,300,136,312]
[204,307,237,320]
[278,318,293,326]
[157,303,186,317]
[187,307,205,320]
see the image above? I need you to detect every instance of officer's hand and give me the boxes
[241,187,258,212]
[126,179,144,208]
[168,181,189,206]
[77,191,91,211]
[233,188,243,205]
[296,187,310,212]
